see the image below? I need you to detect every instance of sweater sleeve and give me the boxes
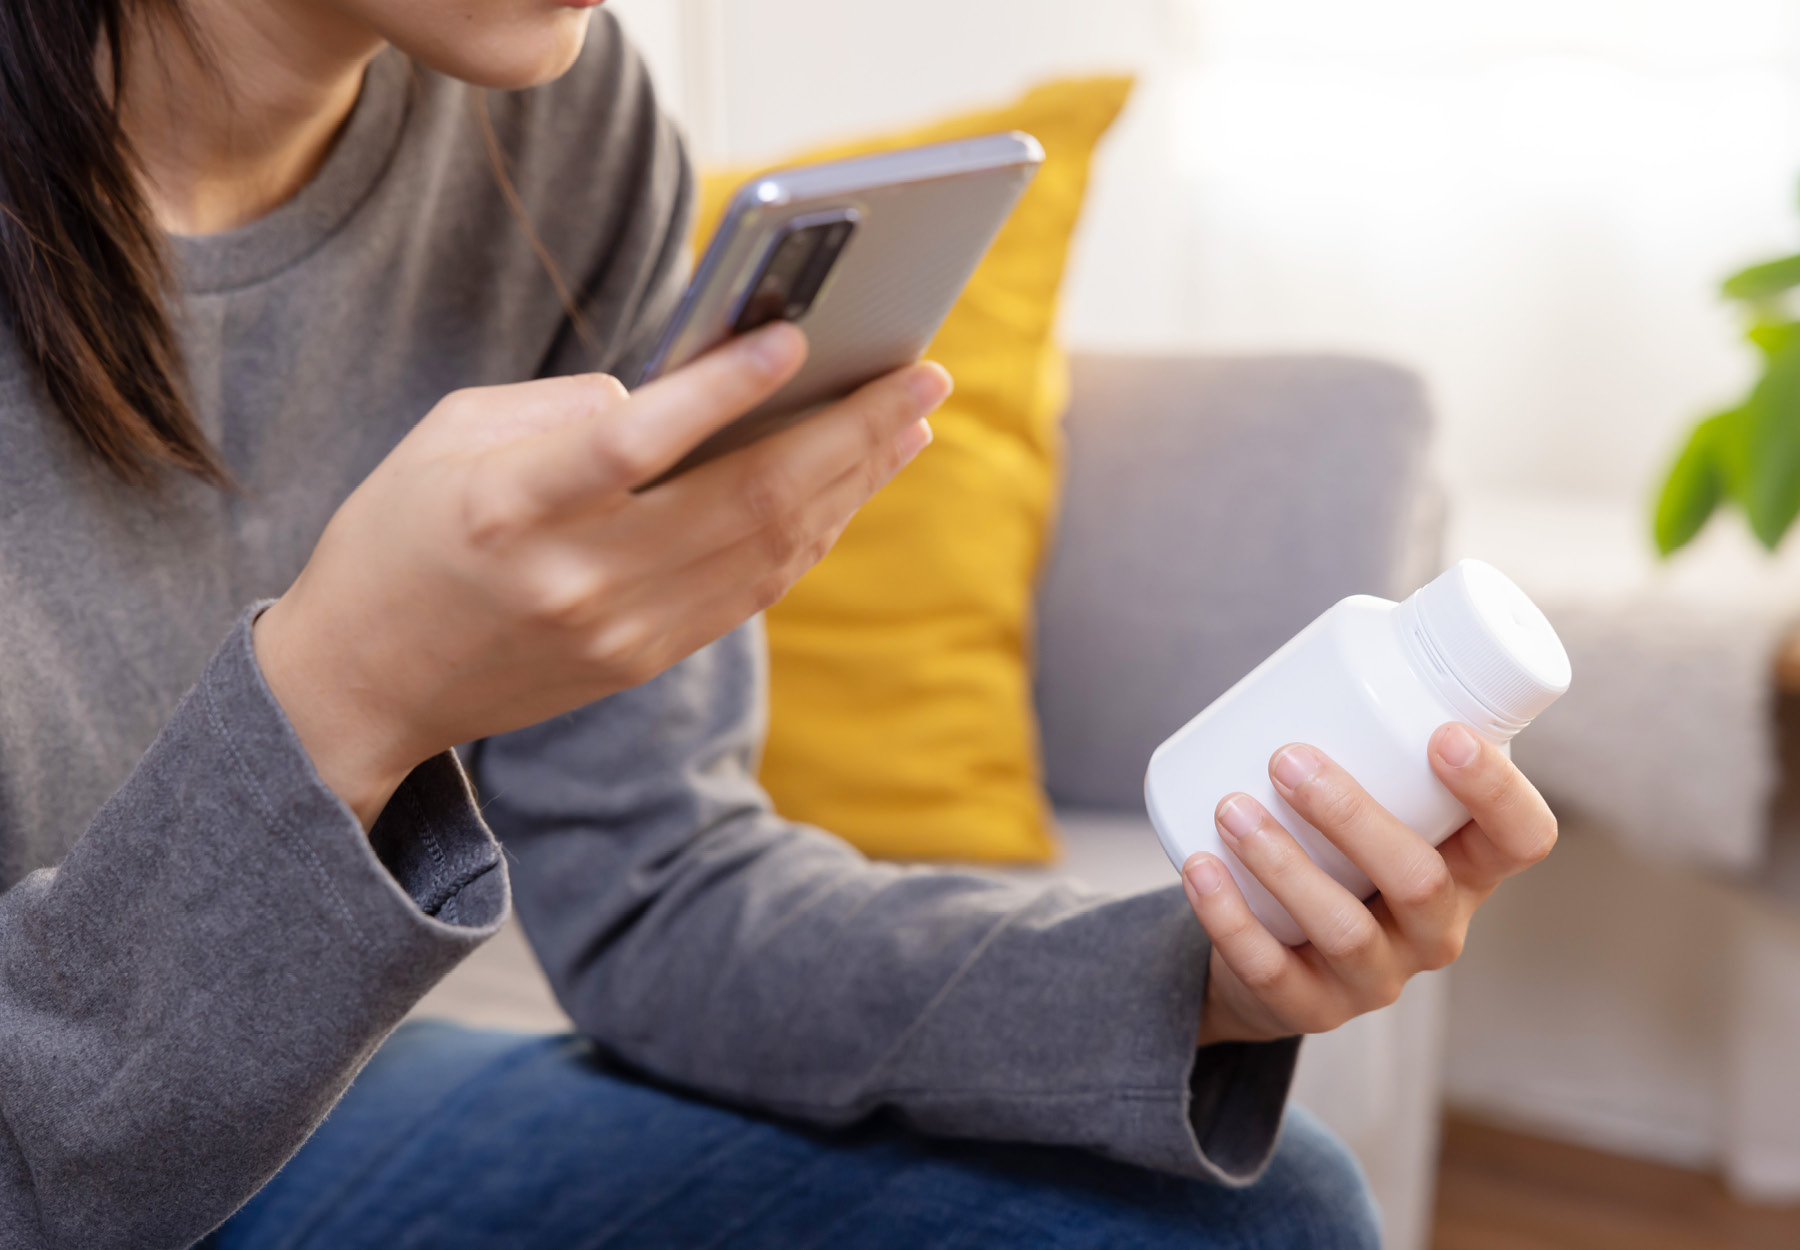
[0,610,508,1250]
[472,620,1296,1185]
[474,11,1298,1181]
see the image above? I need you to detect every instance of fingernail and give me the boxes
[744,322,803,373]
[1272,744,1323,792]
[907,362,953,407]
[893,418,933,460]
[1216,793,1260,845]
[1185,854,1225,895]
[1436,722,1480,769]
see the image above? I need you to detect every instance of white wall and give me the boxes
[1162,0,1800,510]
[606,0,1226,461]
[612,0,1179,163]
[609,0,1800,513]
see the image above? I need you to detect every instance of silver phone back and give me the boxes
[638,132,1044,468]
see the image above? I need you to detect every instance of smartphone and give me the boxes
[634,132,1044,476]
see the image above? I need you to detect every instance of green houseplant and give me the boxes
[1656,212,1800,555]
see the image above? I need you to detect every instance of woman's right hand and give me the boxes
[254,322,947,828]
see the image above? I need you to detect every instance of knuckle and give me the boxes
[1418,928,1466,972]
[1389,854,1454,912]
[1467,754,1543,824]
[621,644,671,689]
[459,481,538,550]
[742,480,818,571]
[843,379,914,463]
[1319,911,1381,963]
[1474,753,1524,804]
[1368,977,1405,1013]
[771,551,808,595]
[860,393,893,451]
[1248,826,1308,881]
[521,565,597,629]
[1237,952,1287,994]
[1210,904,1260,947]
[749,570,791,614]
[1307,777,1369,831]
[584,615,651,671]
[741,466,798,535]
[802,530,837,569]
[860,445,891,497]
[590,428,651,488]
[765,513,815,569]
[781,538,833,589]
[436,386,480,421]
[755,522,798,569]
[587,372,630,406]
[865,377,915,438]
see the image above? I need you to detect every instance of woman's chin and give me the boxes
[399,10,592,91]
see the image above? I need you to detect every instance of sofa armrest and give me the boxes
[1034,352,1441,812]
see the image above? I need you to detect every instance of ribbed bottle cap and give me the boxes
[1410,559,1571,726]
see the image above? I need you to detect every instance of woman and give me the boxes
[0,2,1557,1247]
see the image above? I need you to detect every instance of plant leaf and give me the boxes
[1722,254,1800,302]
[1654,412,1729,556]
[1713,400,1755,501]
[1731,340,1800,549]
[1748,321,1800,358]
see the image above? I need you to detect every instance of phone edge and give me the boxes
[629,131,1044,389]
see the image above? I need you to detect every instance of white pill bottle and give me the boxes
[1144,559,1571,946]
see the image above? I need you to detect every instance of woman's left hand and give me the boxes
[1184,721,1557,1046]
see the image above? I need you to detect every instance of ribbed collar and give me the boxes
[173,50,411,295]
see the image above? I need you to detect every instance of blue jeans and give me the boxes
[202,1020,1379,1250]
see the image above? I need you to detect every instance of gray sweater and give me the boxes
[0,18,1296,1250]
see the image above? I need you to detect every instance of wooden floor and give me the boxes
[1432,1116,1800,1250]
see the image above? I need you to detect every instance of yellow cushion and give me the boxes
[694,76,1133,862]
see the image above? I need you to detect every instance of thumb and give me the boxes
[505,322,808,513]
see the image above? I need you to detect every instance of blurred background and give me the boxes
[471,2,1800,1246]
[616,0,1800,511]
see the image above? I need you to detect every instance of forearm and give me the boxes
[532,817,1293,1181]
[0,610,507,1250]
[478,624,1299,1184]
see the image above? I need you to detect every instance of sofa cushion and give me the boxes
[1035,354,1436,812]
[692,78,1133,861]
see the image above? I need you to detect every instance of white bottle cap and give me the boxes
[1407,559,1571,729]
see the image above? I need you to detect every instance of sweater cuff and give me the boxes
[209,606,508,962]
[870,882,1295,1184]
[1187,1036,1302,1182]
[368,754,507,930]
[1104,885,1298,1184]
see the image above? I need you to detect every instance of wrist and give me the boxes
[1197,948,1285,1046]
[252,596,425,830]
[1198,998,1244,1048]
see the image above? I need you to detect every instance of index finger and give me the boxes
[1430,722,1558,893]
[443,372,631,454]
[1264,743,1458,943]
[516,322,808,512]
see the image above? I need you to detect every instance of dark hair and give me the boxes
[0,0,228,485]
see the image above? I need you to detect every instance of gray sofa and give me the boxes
[418,350,1446,1250]
[1037,352,1439,808]
[1017,352,1445,1250]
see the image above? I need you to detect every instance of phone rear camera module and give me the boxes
[732,211,859,334]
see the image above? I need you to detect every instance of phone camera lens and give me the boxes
[731,212,858,334]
